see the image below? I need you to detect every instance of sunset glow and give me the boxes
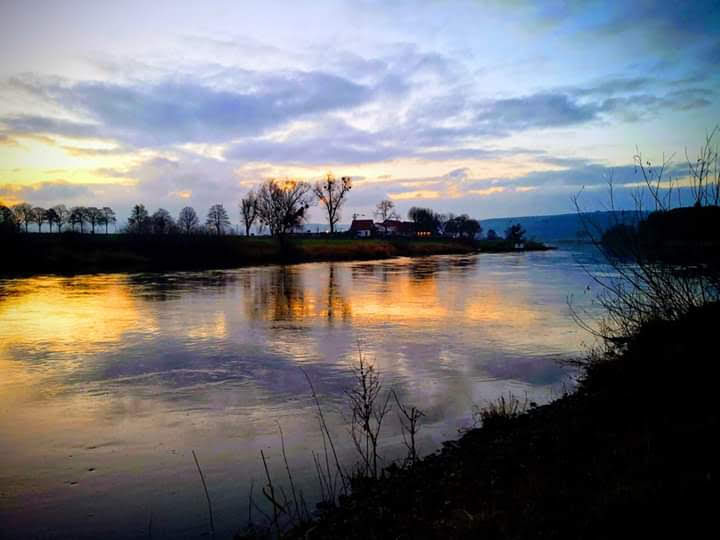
[1,1,717,223]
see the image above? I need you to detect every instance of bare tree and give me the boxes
[151,208,175,234]
[68,207,86,232]
[374,199,398,222]
[240,190,259,236]
[256,179,314,237]
[686,126,719,207]
[31,207,47,232]
[0,205,18,233]
[12,203,33,232]
[408,206,440,235]
[44,208,59,233]
[127,204,150,234]
[206,204,231,235]
[347,351,392,480]
[178,206,199,234]
[392,390,425,467]
[85,207,103,234]
[51,204,68,232]
[572,131,720,348]
[100,207,116,233]
[313,173,352,234]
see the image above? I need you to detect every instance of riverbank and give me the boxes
[275,301,718,539]
[0,233,550,276]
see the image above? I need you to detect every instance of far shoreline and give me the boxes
[0,233,553,278]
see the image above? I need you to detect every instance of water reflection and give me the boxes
[0,250,602,539]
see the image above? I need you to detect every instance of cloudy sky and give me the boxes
[1,0,718,225]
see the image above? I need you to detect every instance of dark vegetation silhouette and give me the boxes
[234,130,719,539]
[504,223,526,245]
[374,199,399,221]
[206,203,231,235]
[240,190,259,236]
[256,178,314,237]
[313,173,352,234]
[178,206,199,234]
[1,169,548,276]
[575,127,720,344]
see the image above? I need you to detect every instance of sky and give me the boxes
[1,0,718,226]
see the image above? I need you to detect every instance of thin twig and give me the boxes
[191,450,215,536]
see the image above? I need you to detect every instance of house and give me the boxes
[377,219,415,237]
[349,219,375,238]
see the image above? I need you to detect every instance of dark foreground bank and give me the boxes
[269,302,718,539]
[0,233,550,276]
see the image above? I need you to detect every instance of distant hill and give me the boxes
[300,211,644,242]
[479,211,646,243]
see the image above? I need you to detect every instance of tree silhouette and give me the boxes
[12,203,33,232]
[374,199,399,222]
[256,178,314,236]
[85,207,103,234]
[151,208,175,234]
[100,207,116,233]
[487,229,498,241]
[51,205,68,232]
[69,207,86,232]
[445,214,482,238]
[240,190,259,236]
[127,204,150,234]
[206,204,230,235]
[178,206,199,234]
[0,205,18,234]
[313,173,351,234]
[408,207,440,235]
[45,208,59,232]
[505,223,526,244]
[31,207,47,232]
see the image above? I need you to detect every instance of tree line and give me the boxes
[0,203,117,234]
[1,172,517,240]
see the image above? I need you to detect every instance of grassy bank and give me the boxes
[270,302,718,539]
[0,233,484,276]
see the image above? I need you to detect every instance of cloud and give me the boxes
[468,186,506,197]
[512,1,720,58]
[474,93,599,132]
[224,119,399,165]
[0,180,97,206]
[446,167,472,181]
[4,71,375,147]
[61,145,129,157]
[3,115,100,139]
[0,134,19,146]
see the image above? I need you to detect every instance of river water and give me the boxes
[0,247,605,538]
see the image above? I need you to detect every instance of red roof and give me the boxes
[382,220,414,233]
[350,219,374,231]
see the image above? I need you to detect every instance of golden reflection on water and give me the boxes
[0,275,142,403]
[0,253,595,538]
[0,275,140,351]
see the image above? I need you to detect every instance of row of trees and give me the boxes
[406,205,483,238]
[0,203,117,233]
[0,174,351,237]
[239,175,351,236]
[378,200,524,242]
[122,204,233,235]
[2,173,507,240]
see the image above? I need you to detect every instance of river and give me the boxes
[0,247,605,538]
